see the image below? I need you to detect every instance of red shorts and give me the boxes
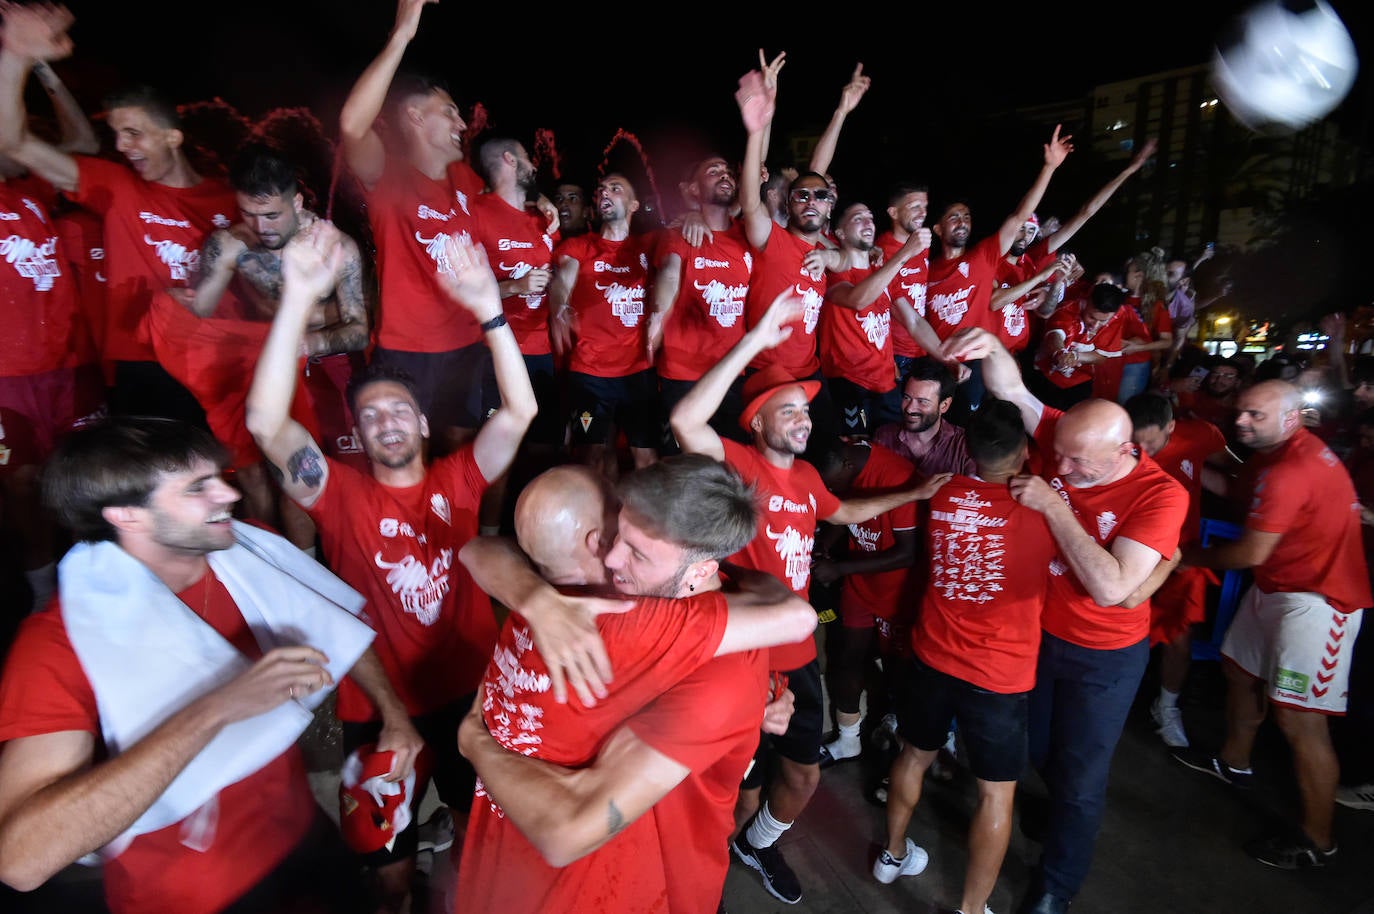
[0,365,106,472]
[1149,565,1218,646]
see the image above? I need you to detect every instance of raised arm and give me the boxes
[338,0,436,190]
[244,224,340,509]
[825,472,951,526]
[670,289,805,460]
[990,259,1066,313]
[1044,138,1155,254]
[996,125,1073,256]
[29,58,95,154]
[183,228,249,317]
[828,226,930,311]
[0,644,331,891]
[438,236,538,482]
[943,326,1045,432]
[0,2,79,192]
[737,52,783,250]
[808,62,870,178]
[304,234,371,355]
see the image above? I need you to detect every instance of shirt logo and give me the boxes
[0,234,61,290]
[929,286,971,326]
[958,262,970,278]
[596,280,645,327]
[765,523,815,591]
[143,235,199,282]
[695,279,748,328]
[1180,459,1195,480]
[416,204,453,221]
[139,211,191,228]
[430,494,451,525]
[1096,510,1118,540]
[859,309,889,349]
[416,228,474,276]
[372,547,453,626]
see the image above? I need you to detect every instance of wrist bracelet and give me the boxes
[480,313,508,333]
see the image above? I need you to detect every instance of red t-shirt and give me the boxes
[1151,418,1227,545]
[68,157,235,363]
[820,266,896,394]
[0,179,81,376]
[1121,298,1173,365]
[839,442,919,621]
[1036,301,1127,390]
[471,192,557,356]
[557,233,651,377]
[744,221,826,376]
[991,243,1056,353]
[915,476,1055,693]
[632,650,767,914]
[365,161,485,353]
[1242,428,1372,613]
[306,447,494,720]
[924,235,1003,341]
[1034,407,1189,649]
[0,575,314,914]
[656,224,752,382]
[457,593,730,914]
[875,231,926,358]
[721,439,841,670]
[55,205,106,368]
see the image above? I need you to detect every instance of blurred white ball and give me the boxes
[1211,0,1359,132]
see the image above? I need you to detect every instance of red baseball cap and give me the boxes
[738,366,821,432]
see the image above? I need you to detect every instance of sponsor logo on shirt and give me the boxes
[594,260,631,274]
[929,286,971,326]
[859,309,890,349]
[767,494,815,514]
[0,212,17,221]
[143,235,199,282]
[335,434,363,454]
[0,234,61,291]
[372,546,453,627]
[416,204,453,221]
[694,257,732,269]
[931,491,1010,535]
[90,247,104,260]
[498,238,534,250]
[139,211,191,228]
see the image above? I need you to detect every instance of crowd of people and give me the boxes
[0,3,1370,914]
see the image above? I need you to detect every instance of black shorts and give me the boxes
[340,697,475,866]
[764,659,824,766]
[895,655,1028,782]
[370,344,497,431]
[523,353,568,447]
[658,374,750,453]
[826,375,889,437]
[568,369,661,448]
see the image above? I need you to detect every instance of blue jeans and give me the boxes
[1028,632,1148,900]
[1117,361,1151,404]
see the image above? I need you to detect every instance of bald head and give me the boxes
[1053,399,1137,488]
[1235,380,1302,452]
[514,465,617,586]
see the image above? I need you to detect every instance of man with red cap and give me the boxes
[671,290,951,905]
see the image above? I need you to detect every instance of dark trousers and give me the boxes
[1028,631,1148,900]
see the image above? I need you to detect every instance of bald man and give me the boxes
[1177,381,1370,869]
[455,456,810,914]
[942,327,1188,914]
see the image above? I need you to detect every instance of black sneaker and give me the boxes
[1246,831,1338,869]
[1171,748,1254,788]
[731,831,802,904]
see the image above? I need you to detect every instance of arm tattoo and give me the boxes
[606,799,626,837]
[236,250,284,301]
[286,447,325,489]
[191,232,225,290]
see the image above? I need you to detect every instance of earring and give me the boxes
[689,584,695,592]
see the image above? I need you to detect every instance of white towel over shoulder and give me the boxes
[60,521,375,849]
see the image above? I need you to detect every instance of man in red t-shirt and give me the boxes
[875,398,1054,914]
[821,201,930,437]
[925,126,1074,421]
[247,227,536,912]
[338,0,511,452]
[875,181,944,423]
[454,457,814,914]
[0,417,420,914]
[648,154,754,446]
[1126,393,1236,750]
[943,326,1187,913]
[550,172,658,476]
[0,6,236,425]
[1177,380,1371,869]
[1033,280,1129,410]
[672,291,950,905]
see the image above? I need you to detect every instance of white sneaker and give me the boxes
[819,733,862,767]
[417,806,455,853]
[955,907,996,914]
[872,837,929,884]
[1336,783,1374,811]
[1151,699,1189,748]
[871,713,900,752]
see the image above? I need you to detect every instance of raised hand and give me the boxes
[941,326,998,363]
[390,0,438,44]
[752,288,807,350]
[912,472,953,501]
[760,49,786,90]
[435,234,502,321]
[837,62,870,114]
[737,60,778,133]
[1044,124,1074,169]
[0,1,74,61]
[281,220,345,302]
[1128,137,1158,172]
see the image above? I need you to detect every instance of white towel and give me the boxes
[60,520,375,851]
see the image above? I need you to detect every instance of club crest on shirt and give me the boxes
[1180,459,1195,480]
[958,262,970,278]
[1096,511,1118,540]
[430,493,451,525]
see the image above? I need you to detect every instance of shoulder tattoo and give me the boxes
[287,446,325,489]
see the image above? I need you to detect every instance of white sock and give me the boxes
[745,801,790,849]
[1158,687,1180,710]
[837,720,862,742]
[25,562,56,613]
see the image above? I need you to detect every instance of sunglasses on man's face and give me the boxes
[790,188,835,205]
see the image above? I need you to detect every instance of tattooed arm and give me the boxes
[183,229,248,317]
[458,686,690,867]
[303,234,371,355]
[246,224,344,509]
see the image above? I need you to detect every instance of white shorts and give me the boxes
[1221,586,1363,714]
